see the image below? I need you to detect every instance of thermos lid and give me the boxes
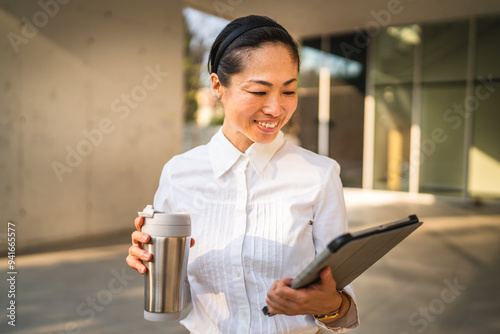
[139,205,191,237]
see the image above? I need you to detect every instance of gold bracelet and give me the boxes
[314,291,344,322]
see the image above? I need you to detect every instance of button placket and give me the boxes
[233,156,251,332]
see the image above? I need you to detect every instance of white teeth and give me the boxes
[257,121,278,129]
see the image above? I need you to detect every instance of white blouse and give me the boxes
[154,128,359,334]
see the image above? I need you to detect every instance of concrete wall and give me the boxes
[0,0,184,252]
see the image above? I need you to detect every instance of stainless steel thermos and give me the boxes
[138,205,191,321]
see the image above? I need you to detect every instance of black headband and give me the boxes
[212,21,286,74]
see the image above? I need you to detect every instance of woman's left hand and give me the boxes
[265,267,342,316]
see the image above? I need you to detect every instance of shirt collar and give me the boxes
[209,128,285,178]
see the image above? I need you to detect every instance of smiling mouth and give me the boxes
[255,120,279,129]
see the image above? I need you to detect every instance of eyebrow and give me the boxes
[248,78,297,87]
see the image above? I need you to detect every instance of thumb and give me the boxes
[320,266,332,280]
[319,266,336,288]
[307,267,336,294]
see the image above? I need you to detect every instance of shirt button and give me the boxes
[241,310,247,317]
[234,269,241,277]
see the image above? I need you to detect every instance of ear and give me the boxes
[210,73,224,100]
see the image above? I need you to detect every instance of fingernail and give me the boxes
[141,234,148,242]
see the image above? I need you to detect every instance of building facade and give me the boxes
[298,14,500,200]
[187,0,500,200]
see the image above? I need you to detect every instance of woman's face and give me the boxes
[211,43,299,152]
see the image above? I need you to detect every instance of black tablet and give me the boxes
[263,214,422,316]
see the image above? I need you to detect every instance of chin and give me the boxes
[254,133,278,144]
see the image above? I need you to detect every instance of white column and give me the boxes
[409,35,423,194]
[318,67,331,156]
[362,39,376,189]
[463,16,476,200]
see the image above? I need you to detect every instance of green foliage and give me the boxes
[183,16,207,123]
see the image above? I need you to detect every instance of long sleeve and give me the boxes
[316,288,360,333]
[153,162,173,212]
[312,161,360,332]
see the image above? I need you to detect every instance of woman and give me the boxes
[127,15,359,333]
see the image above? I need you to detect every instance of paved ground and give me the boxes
[1,188,499,334]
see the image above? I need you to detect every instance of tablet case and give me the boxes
[291,214,422,290]
[263,214,422,316]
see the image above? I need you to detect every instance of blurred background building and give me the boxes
[1,0,499,252]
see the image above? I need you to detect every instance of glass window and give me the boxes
[419,83,466,196]
[418,20,469,196]
[299,45,321,88]
[372,25,417,191]
[469,87,500,198]
[421,21,469,83]
[299,36,365,187]
[373,84,412,191]
[370,15,500,198]
[475,15,500,78]
[374,26,418,85]
[300,45,364,89]
[469,15,500,198]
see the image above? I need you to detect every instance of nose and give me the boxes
[262,94,282,117]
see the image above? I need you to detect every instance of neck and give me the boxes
[221,124,254,153]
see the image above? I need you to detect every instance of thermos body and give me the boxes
[139,207,191,322]
[143,236,190,314]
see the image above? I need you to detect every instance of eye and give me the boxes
[250,91,266,96]
[283,91,296,95]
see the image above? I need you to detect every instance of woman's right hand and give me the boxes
[126,216,196,274]
[126,216,152,274]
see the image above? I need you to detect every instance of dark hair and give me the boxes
[208,15,300,86]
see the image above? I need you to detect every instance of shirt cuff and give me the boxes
[315,287,360,333]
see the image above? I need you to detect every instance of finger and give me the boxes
[190,238,195,248]
[268,278,329,315]
[307,267,335,292]
[129,244,152,262]
[265,292,290,315]
[126,246,147,274]
[134,216,144,231]
[131,230,150,246]
[320,266,332,280]
[265,299,285,315]
[126,253,148,274]
[266,280,300,313]
[319,266,334,285]
[265,294,300,316]
[271,279,298,302]
[269,278,292,292]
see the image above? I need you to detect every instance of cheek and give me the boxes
[280,99,297,125]
[225,99,259,125]
[284,97,298,115]
[238,95,262,108]
[230,98,261,117]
